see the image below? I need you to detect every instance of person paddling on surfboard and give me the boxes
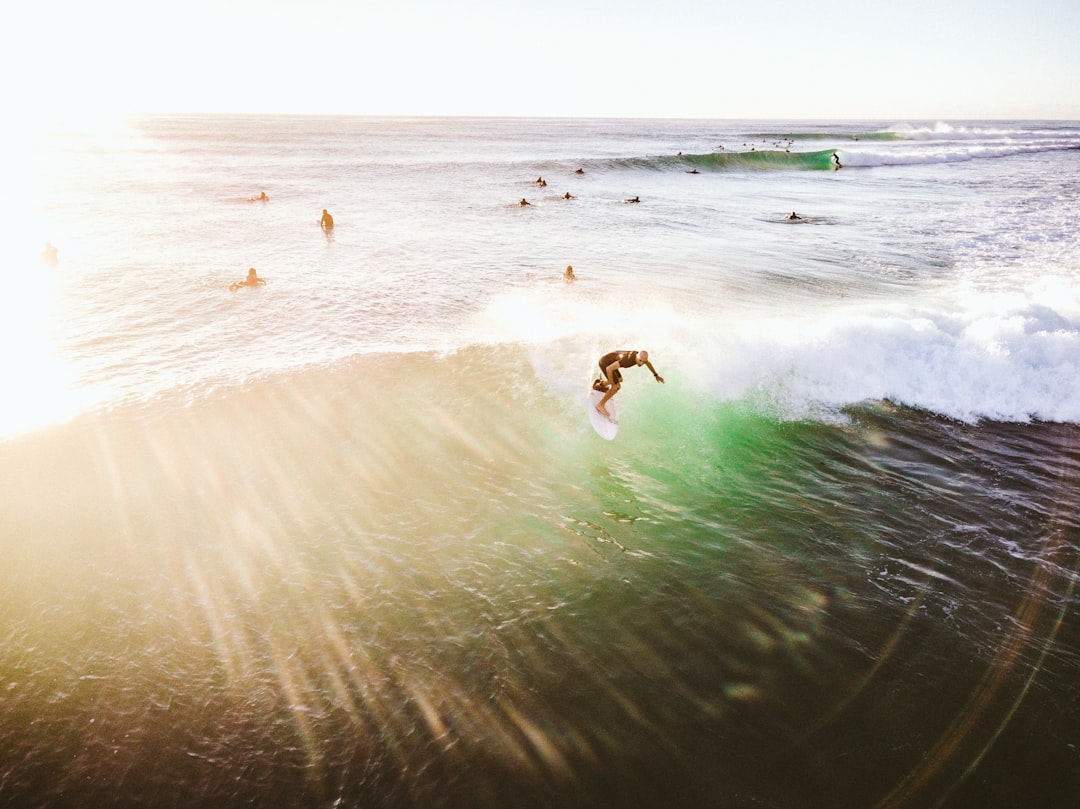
[593,350,663,419]
[230,267,266,291]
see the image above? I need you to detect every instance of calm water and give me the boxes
[1,117,1079,807]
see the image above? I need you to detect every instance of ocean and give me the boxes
[1,116,1078,808]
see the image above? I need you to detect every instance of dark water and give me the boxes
[2,346,1078,807]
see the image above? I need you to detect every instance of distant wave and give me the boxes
[885,121,1080,141]
[591,134,1078,174]
[739,123,1080,169]
[748,122,1080,143]
[836,140,1080,169]
[500,123,1079,177]
[597,148,840,173]
[682,148,838,171]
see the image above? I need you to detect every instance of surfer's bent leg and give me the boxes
[597,382,619,417]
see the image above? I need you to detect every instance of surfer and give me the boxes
[593,349,664,418]
[230,267,266,291]
[320,209,335,230]
[563,265,576,282]
[519,198,532,206]
[624,196,640,203]
[832,152,842,169]
[249,191,269,202]
[575,167,585,174]
[786,211,802,220]
[563,192,574,199]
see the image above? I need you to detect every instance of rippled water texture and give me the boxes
[2,118,1079,807]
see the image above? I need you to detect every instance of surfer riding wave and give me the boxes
[593,349,664,418]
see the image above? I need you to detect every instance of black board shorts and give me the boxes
[599,366,623,384]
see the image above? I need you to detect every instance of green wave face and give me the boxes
[682,148,839,171]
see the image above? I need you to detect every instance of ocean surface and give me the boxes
[2,116,1079,808]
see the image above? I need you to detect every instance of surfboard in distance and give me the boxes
[587,389,619,440]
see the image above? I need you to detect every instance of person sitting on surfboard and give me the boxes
[42,242,59,268]
[320,209,335,230]
[230,267,266,291]
[593,350,663,418]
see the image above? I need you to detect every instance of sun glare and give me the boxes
[0,280,88,440]
[0,132,92,440]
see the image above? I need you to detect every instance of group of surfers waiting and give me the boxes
[230,199,335,290]
[518,170,642,208]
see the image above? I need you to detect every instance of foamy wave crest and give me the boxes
[834,122,1080,168]
[887,121,1077,142]
[838,140,1080,169]
[471,280,1080,425]
[700,291,1080,424]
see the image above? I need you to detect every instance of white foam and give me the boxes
[839,122,1080,169]
[686,288,1080,424]
[839,141,1079,169]
[476,274,1080,424]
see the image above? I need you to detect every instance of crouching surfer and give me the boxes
[593,349,664,418]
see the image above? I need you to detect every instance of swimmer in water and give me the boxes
[320,209,334,230]
[230,267,266,291]
[42,242,59,267]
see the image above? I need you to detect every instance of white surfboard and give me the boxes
[587,389,619,440]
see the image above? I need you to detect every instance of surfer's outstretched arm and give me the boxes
[642,359,664,383]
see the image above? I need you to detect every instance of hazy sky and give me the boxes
[5,0,1079,124]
